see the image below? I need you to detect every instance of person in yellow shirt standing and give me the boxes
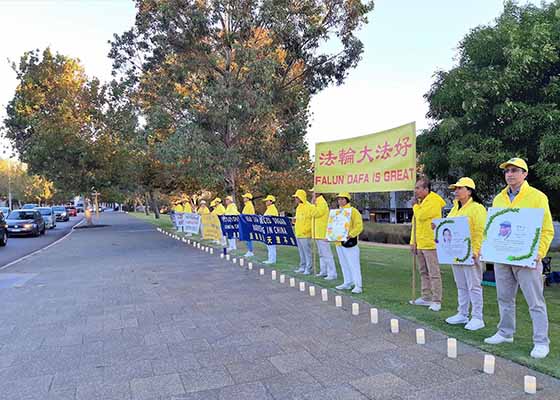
[334,193,363,293]
[262,195,279,264]
[197,200,210,215]
[292,189,313,275]
[410,177,446,311]
[484,158,554,359]
[311,191,336,280]
[211,197,226,245]
[224,195,240,251]
[180,195,194,236]
[443,178,487,331]
[241,193,256,257]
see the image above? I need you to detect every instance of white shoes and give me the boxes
[294,268,305,273]
[336,283,353,290]
[315,273,327,277]
[351,287,363,294]
[530,344,550,359]
[445,314,469,325]
[484,333,514,345]
[302,270,311,275]
[263,260,275,264]
[464,318,485,331]
[324,276,337,281]
[244,251,254,257]
[429,303,441,312]
[409,298,432,307]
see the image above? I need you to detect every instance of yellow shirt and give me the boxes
[336,204,363,246]
[225,203,240,215]
[242,201,255,214]
[492,181,554,258]
[183,203,192,213]
[212,204,226,215]
[294,201,313,238]
[410,191,446,250]
[264,204,279,216]
[173,205,184,212]
[310,195,329,239]
[197,206,210,215]
[447,198,487,256]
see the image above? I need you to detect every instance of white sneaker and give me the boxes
[484,333,514,345]
[315,273,327,277]
[409,298,432,307]
[445,314,469,325]
[262,260,275,264]
[244,251,254,257]
[336,283,352,290]
[294,268,305,273]
[351,287,363,294]
[324,276,337,281]
[530,344,550,359]
[302,270,311,275]
[465,318,485,331]
[429,303,441,312]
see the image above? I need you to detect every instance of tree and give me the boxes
[419,1,560,215]
[110,0,373,196]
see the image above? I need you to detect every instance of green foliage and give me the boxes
[419,1,560,215]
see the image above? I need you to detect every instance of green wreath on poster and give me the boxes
[434,219,454,243]
[454,238,471,263]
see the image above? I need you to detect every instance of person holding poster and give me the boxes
[484,158,554,359]
[241,193,256,257]
[262,195,279,264]
[211,198,226,244]
[225,196,240,251]
[443,177,487,331]
[292,189,313,275]
[333,193,363,293]
[410,178,446,312]
[181,196,194,236]
[311,191,337,280]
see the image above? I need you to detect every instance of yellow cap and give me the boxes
[292,189,307,202]
[213,197,221,204]
[262,195,276,202]
[449,177,476,190]
[499,157,528,171]
[336,192,351,201]
[225,195,234,202]
[242,193,253,200]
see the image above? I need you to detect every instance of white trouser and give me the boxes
[296,238,312,272]
[451,262,483,320]
[316,240,336,278]
[267,245,277,263]
[495,262,549,345]
[228,238,237,250]
[336,246,362,288]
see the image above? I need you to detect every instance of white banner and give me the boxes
[174,212,201,234]
[433,217,473,265]
[326,208,352,241]
[480,208,544,268]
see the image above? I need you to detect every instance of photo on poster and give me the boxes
[433,217,473,265]
[326,208,352,242]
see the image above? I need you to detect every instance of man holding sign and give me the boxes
[484,158,554,359]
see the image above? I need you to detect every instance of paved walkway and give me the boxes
[0,213,558,400]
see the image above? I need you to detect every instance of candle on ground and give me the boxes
[524,376,536,394]
[447,338,457,358]
[279,274,285,283]
[239,258,244,266]
[309,286,316,296]
[390,319,399,333]
[335,296,342,307]
[416,329,425,344]
[220,254,224,259]
[370,308,378,324]
[248,262,253,270]
[321,289,328,302]
[299,282,305,292]
[226,255,230,261]
[289,278,296,287]
[483,355,495,374]
[352,303,359,315]
[259,268,264,275]
[271,270,277,280]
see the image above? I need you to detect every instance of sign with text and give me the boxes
[201,214,222,241]
[433,217,473,265]
[178,212,201,234]
[218,215,240,239]
[480,208,544,268]
[238,214,297,246]
[314,122,416,192]
[326,208,352,242]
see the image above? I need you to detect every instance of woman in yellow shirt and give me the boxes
[262,195,279,264]
[444,177,487,331]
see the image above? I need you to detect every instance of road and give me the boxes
[0,214,84,269]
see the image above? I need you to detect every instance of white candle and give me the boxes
[210,248,214,254]
[187,239,191,244]
[335,296,342,307]
[232,258,237,264]
[239,258,244,266]
[259,268,264,275]
[299,282,305,292]
[447,338,457,358]
[197,243,201,248]
[226,254,230,261]
[483,355,495,374]
[524,376,536,394]
[390,319,399,333]
[279,274,285,283]
[352,303,359,315]
[416,329,425,345]
[370,308,378,324]
[182,238,186,243]
[271,271,277,280]
[321,289,328,302]
[248,262,253,270]
[220,253,224,259]
[289,278,296,287]
[309,286,316,296]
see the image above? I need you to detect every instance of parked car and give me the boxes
[65,205,77,217]
[76,202,84,213]
[0,207,10,216]
[6,209,45,237]
[36,207,56,229]
[0,212,7,247]
[52,206,70,222]
[22,203,39,209]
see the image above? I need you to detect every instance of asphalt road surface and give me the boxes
[0,214,84,269]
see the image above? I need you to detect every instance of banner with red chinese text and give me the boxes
[314,122,416,193]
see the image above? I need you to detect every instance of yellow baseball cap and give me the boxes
[262,195,276,202]
[242,193,253,200]
[336,192,351,201]
[449,177,476,190]
[213,197,222,203]
[499,157,528,172]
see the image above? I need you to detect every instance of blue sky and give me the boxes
[0,0,549,156]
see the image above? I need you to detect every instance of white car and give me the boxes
[36,207,56,229]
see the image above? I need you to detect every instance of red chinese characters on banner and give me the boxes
[318,136,412,166]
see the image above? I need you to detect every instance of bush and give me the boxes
[359,222,411,245]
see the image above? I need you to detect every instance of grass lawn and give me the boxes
[131,212,560,378]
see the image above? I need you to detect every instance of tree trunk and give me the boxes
[143,194,150,215]
[149,190,160,219]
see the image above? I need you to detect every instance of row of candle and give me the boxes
[157,227,539,395]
